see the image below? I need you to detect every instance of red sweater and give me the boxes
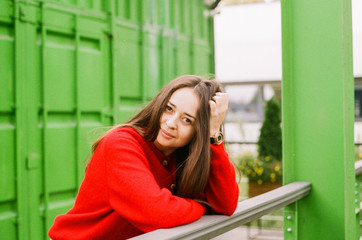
[48,127,239,240]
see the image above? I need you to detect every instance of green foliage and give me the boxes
[236,98,283,185]
[257,98,282,160]
[238,153,282,184]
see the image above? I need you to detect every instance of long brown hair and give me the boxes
[92,75,223,199]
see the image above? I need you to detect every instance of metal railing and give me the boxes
[355,160,362,176]
[130,182,311,240]
[132,161,362,240]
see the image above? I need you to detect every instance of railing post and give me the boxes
[355,176,361,239]
[281,0,355,239]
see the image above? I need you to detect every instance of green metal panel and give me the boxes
[38,0,110,13]
[0,2,17,239]
[281,0,355,239]
[0,1,214,239]
[161,33,177,86]
[193,41,213,77]
[40,5,112,240]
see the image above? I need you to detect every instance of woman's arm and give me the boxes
[203,143,239,216]
[103,131,206,233]
[205,92,239,215]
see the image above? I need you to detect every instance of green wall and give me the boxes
[0,1,214,239]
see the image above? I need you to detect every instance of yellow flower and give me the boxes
[275,165,280,171]
[270,173,276,183]
[256,168,264,176]
[265,156,271,162]
[257,179,263,185]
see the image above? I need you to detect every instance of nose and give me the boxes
[166,114,177,129]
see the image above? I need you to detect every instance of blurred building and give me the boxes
[214,0,362,153]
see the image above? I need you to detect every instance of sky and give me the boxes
[214,0,362,142]
[214,0,362,83]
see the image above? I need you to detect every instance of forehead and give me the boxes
[169,88,200,116]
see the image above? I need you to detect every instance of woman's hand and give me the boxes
[209,92,229,136]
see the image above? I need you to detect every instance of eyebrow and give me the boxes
[168,101,196,120]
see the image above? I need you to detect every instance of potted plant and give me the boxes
[239,98,283,197]
[238,153,282,198]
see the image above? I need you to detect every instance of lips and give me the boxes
[160,129,175,139]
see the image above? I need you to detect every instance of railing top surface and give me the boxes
[130,181,311,240]
[129,161,362,240]
[356,160,362,176]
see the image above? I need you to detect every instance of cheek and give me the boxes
[159,114,166,124]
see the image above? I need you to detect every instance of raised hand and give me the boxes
[209,92,229,137]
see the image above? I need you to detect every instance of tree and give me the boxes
[257,98,282,160]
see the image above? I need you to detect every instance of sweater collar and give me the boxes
[146,141,174,161]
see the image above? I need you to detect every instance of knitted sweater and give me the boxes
[48,127,239,240]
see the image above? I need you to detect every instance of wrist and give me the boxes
[210,128,220,137]
[210,131,223,145]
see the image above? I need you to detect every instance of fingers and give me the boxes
[209,92,229,136]
[209,99,217,113]
[210,92,229,116]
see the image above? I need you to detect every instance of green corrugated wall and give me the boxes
[0,1,214,239]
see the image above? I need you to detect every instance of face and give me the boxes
[154,87,200,156]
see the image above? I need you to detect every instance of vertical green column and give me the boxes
[14,2,29,238]
[281,0,355,239]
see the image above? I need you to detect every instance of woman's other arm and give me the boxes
[204,144,239,216]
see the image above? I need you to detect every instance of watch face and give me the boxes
[211,132,223,145]
[217,134,222,141]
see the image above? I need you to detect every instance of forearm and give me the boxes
[204,144,239,215]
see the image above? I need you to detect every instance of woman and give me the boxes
[48,75,239,240]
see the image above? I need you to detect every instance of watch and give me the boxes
[210,131,223,145]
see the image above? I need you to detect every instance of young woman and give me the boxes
[48,75,239,240]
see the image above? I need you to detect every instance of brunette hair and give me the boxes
[92,75,223,199]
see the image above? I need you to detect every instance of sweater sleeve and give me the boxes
[102,131,206,233]
[203,143,239,216]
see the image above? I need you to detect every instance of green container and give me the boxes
[0,1,214,239]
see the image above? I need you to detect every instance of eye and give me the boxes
[183,117,192,125]
[165,105,172,112]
